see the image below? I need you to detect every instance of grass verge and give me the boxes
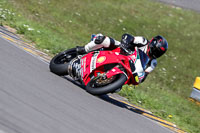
[0,0,200,132]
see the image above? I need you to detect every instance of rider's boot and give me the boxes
[76,46,86,55]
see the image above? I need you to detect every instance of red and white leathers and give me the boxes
[84,33,157,83]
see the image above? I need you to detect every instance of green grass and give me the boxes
[1,0,200,132]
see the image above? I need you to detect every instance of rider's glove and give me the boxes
[121,34,134,49]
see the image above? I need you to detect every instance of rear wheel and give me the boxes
[86,73,127,95]
[49,48,77,76]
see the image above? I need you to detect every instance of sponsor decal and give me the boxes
[135,75,140,83]
[112,69,116,72]
[115,52,119,55]
[131,55,136,62]
[81,68,83,78]
[90,52,99,72]
[97,56,106,63]
[130,48,138,63]
[81,57,86,72]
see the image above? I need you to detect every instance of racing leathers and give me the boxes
[82,33,157,83]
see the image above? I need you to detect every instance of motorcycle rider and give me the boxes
[76,33,168,83]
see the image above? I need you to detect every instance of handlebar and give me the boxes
[119,44,134,55]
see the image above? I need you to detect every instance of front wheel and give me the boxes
[49,48,77,76]
[86,74,127,95]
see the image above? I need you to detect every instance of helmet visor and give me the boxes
[149,41,165,58]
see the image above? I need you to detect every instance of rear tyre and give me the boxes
[49,48,77,76]
[86,74,127,95]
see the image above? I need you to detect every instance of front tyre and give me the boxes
[86,74,127,95]
[49,48,77,76]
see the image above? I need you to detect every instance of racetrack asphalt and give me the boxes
[0,36,173,133]
[155,0,200,12]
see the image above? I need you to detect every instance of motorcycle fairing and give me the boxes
[80,47,140,85]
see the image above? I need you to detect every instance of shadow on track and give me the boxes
[98,95,145,114]
[63,76,144,115]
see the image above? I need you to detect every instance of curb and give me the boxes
[190,77,200,102]
[108,95,186,133]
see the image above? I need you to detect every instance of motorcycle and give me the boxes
[49,45,148,95]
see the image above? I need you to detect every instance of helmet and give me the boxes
[147,35,168,59]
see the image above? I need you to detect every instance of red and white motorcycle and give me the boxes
[49,45,148,95]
